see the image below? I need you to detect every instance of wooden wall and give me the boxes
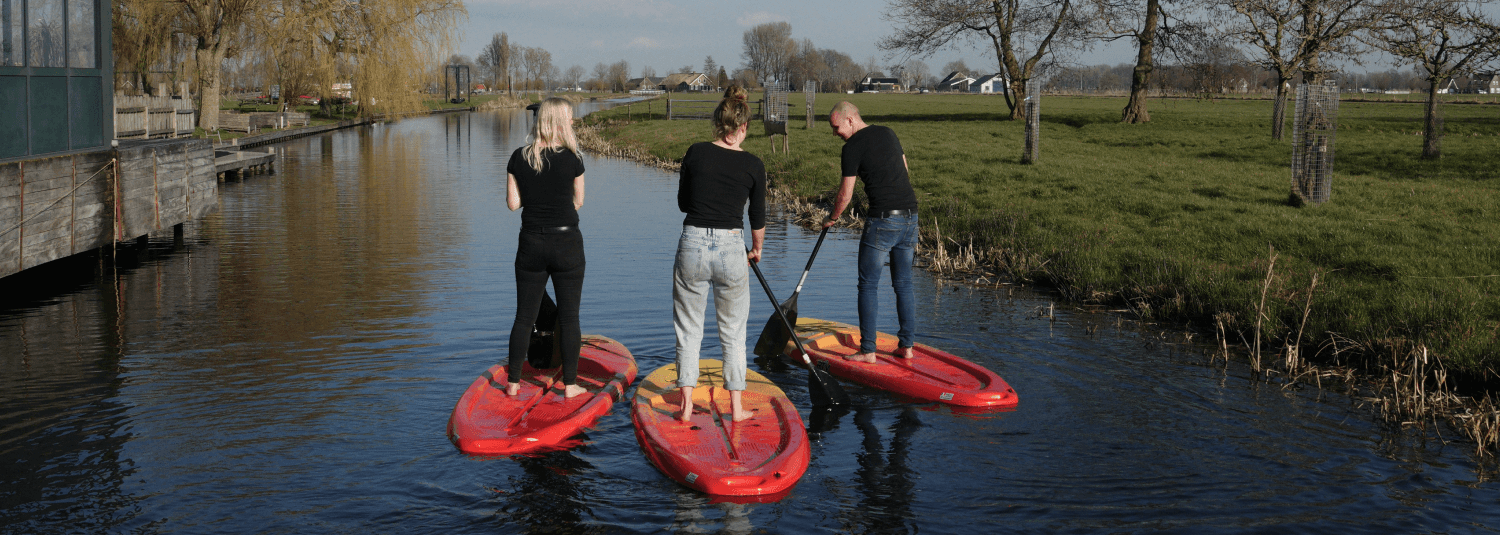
[0,140,218,279]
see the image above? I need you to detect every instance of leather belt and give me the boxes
[869,209,914,218]
[523,225,575,234]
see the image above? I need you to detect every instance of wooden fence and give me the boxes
[115,94,196,139]
[667,99,765,121]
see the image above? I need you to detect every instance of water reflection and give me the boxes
[838,406,919,534]
[491,451,596,534]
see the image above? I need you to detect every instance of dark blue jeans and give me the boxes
[508,227,585,385]
[858,213,918,353]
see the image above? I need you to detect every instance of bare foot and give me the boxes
[897,346,915,359]
[505,382,520,396]
[677,405,694,423]
[731,409,756,422]
[844,352,879,364]
[562,384,587,398]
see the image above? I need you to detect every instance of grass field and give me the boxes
[585,92,1500,379]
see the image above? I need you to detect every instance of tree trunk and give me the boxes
[1007,80,1025,120]
[195,44,227,131]
[1422,79,1443,159]
[1122,0,1159,124]
[1270,73,1291,140]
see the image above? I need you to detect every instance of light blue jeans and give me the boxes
[673,225,750,391]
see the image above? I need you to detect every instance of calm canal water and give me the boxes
[4,103,1499,533]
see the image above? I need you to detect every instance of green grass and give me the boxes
[585,93,1500,377]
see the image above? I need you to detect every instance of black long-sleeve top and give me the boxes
[678,142,766,230]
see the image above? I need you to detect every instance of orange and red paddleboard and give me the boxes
[448,335,637,455]
[783,317,1018,410]
[631,359,809,500]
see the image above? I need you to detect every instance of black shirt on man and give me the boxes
[840,124,918,214]
[678,142,767,230]
[507,147,585,229]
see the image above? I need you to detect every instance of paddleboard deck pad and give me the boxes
[784,317,1018,409]
[631,359,809,499]
[448,335,637,455]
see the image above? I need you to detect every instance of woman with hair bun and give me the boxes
[504,97,588,398]
[671,85,766,422]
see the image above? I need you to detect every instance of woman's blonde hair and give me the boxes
[712,85,751,141]
[524,97,579,171]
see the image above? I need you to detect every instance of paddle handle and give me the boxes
[791,227,829,294]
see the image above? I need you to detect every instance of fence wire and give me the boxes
[1292,81,1338,204]
[1022,79,1041,164]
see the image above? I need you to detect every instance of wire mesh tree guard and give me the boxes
[1021,79,1041,164]
[804,81,818,129]
[764,88,789,153]
[1291,81,1339,205]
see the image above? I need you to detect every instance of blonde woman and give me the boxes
[505,98,588,398]
[673,85,766,422]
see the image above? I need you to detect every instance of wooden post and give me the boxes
[173,223,184,248]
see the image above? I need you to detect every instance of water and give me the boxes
[4,106,1499,534]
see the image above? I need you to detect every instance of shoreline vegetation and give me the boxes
[576,92,1500,455]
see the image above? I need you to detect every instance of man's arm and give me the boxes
[822,175,858,228]
[748,227,765,262]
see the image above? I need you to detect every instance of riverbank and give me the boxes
[577,92,1500,453]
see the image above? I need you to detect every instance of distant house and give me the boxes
[1435,78,1460,94]
[857,76,900,93]
[938,71,975,92]
[658,73,711,92]
[971,74,1007,94]
[1472,73,1500,94]
[625,77,658,91]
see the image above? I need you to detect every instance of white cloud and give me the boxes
[628,37,662,49]
[736,10,787,27]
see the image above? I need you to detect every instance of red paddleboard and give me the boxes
[631,359,809,499]
[783,317,1018,409]
[448,335,637,455]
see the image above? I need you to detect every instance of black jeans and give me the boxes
[508,227,585,385]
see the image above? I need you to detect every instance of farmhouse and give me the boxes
[658,73,711,92]
[857,76,901,93]
[971,74,1008,94]
[1472,73,1500,94]
[938,71,975,92]
[625,77,658,91]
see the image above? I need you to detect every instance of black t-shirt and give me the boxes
[507,146,585,229]
[678,142,767,230]
[840,125,918,214]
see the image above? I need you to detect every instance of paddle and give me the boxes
[753,227,829,359]
[748,250,850,407]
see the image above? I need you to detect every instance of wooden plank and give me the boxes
[19,208,67,230]
[0,205,18,221]
[74,202,106,220]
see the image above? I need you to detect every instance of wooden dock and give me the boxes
[214,149,276,180]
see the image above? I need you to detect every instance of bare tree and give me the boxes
[742,21,797,87]
[1092,0,1201,122]
[476,32,510,90]
[564,64,586,90]
[882,0,1088,119]
[1364,0,1500,158]
[1223,0,1378,139]
[703,56,718,77]
[941,59,972,76]
[174,0,257,129]
[607,60,629,92]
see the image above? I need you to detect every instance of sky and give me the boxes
[456,0,1142,79]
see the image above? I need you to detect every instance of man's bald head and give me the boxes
[829,101,861,121]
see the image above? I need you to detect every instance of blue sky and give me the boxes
[456,0,1141,77]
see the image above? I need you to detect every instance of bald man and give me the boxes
[821,101,919,364]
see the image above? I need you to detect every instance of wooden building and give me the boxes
[658,73,710,92]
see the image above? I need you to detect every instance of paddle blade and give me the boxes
[807,360,850,407]
[753,294,798,358]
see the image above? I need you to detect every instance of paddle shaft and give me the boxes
[747,251,848,406]
[788,227,830,296]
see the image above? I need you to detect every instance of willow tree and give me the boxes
[1363,0,1500,159]
[254,0,463,118]
[172,0,254,129]
[112,0,181,94]
[1223,0,1376,139]
[882,0,1087,120]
